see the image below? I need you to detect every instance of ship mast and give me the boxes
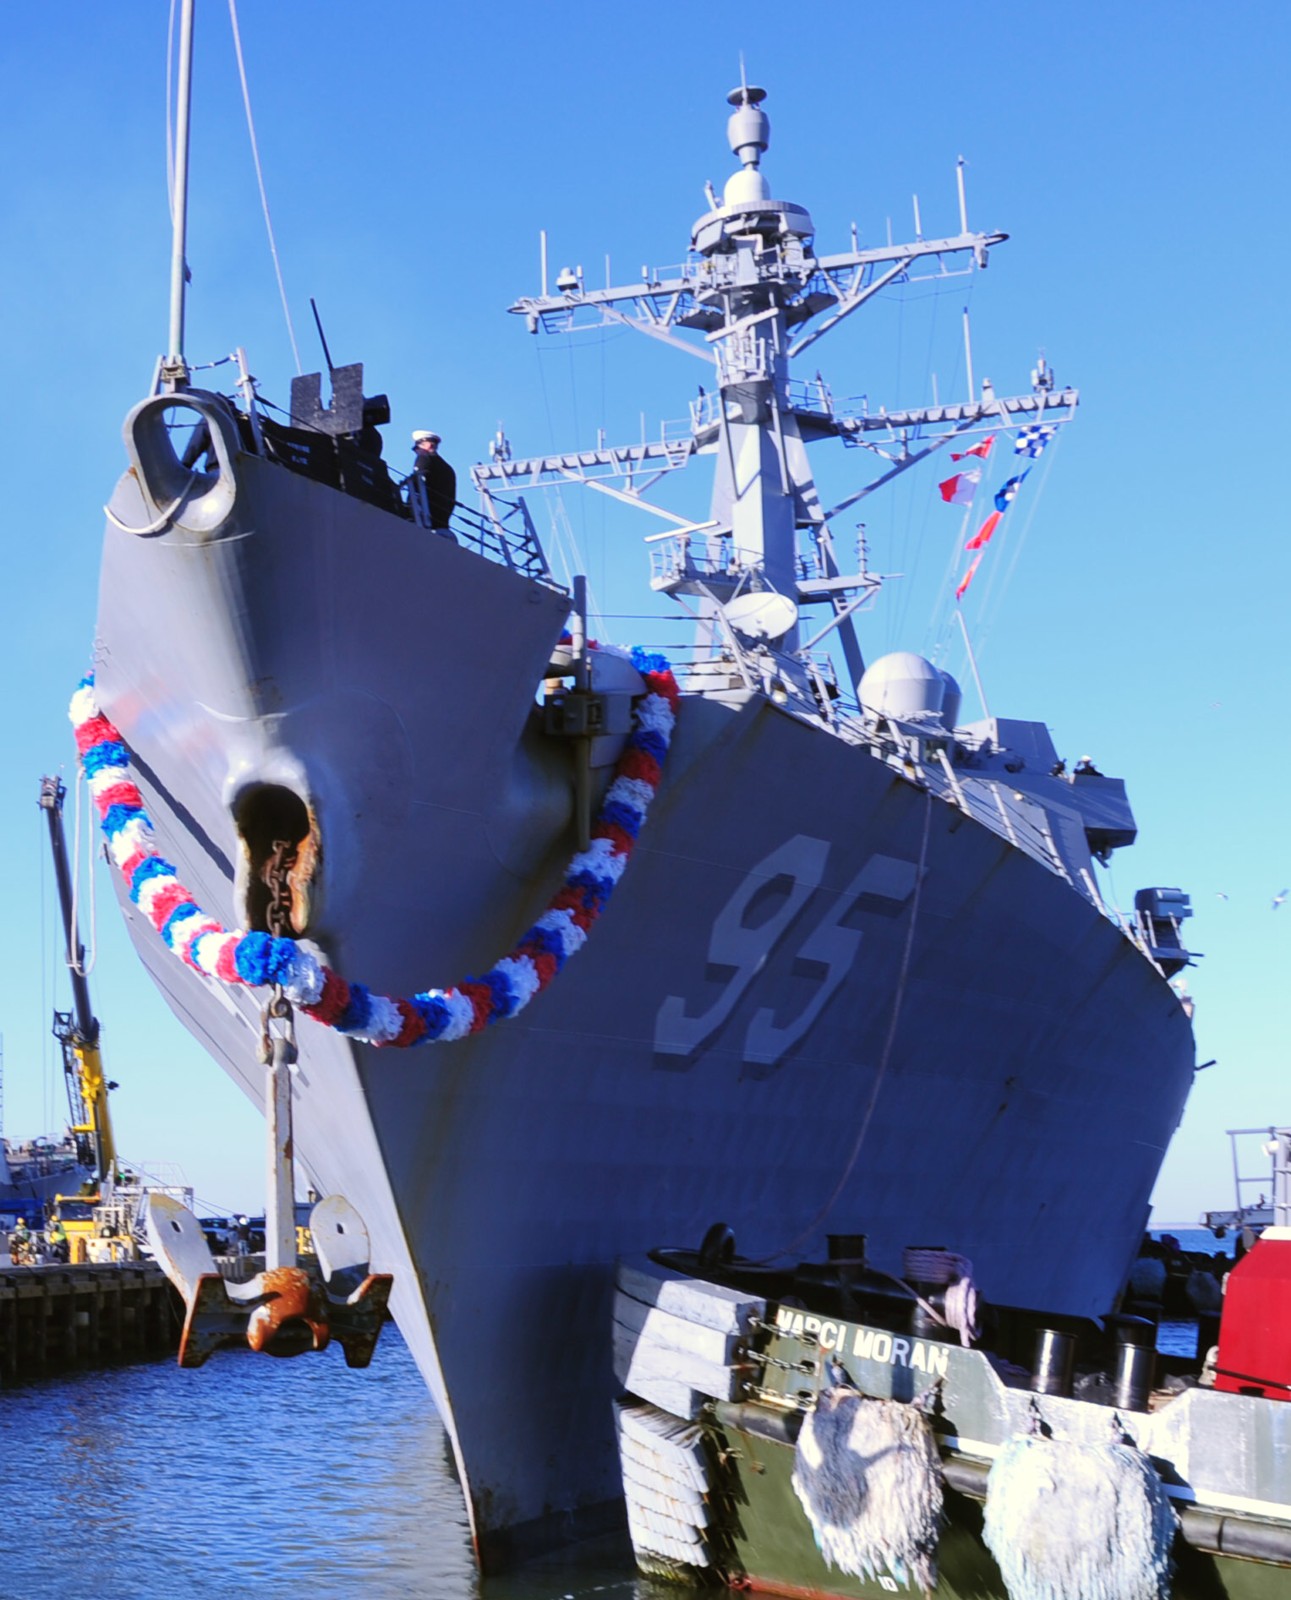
[162,0,196,390]
[474,88,1077,697]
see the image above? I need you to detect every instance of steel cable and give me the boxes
[227,0,303,374]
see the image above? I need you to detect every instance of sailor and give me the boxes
[410,431,457,536]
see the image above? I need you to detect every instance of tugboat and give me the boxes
[613,1223,1291,1597]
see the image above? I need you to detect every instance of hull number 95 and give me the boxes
[654,835,918,1068]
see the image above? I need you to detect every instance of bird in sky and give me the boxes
[1216,892,1229,901]
[1274,889,1288,911]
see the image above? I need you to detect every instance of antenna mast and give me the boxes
[478,88,1074,699]
[310,297,337,376]
[163,0,196,389]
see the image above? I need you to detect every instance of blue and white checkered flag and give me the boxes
[1014,424,1058,459]
[994,471,1030,513]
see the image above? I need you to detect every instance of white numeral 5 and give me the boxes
[654,840,918,1068]
[744,853,916,1066]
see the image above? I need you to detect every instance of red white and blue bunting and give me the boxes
[69,649,678,1048]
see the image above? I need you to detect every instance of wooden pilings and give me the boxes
[0,1263,182,1383]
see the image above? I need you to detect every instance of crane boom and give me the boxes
[38,776,116,1182]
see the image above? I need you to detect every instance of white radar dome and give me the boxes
[724,167,772,207]
[859,652,946,723]
[723,590,799,642]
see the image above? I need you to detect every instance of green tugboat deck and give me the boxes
[613,1250,1291,1599]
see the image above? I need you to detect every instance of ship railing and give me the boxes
[1065,896,1186,971]
[1207,1128,1291,1231]
[795,551,818,585]
[915,761,1071,881]
[404,475,556,585]
[625,644,756,698]
[1120,905,1192,967]
[790,651,847,726]
[660,415,698,445]
[647,528,735,589]
[716,330,771,389]
[786,376,836,417]
[688,392,723,432]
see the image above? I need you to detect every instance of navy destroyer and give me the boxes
[81,11,1195,1564]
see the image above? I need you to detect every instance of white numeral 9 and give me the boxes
[653,835,830,1058]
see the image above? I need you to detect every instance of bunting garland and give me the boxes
[1014,424,1057,459]
[993,471,1029,512]
[69,649,678,1048]
[954,554,982,602]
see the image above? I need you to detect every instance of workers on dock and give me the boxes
[45,1215,68,1263]
[10,1217,33,1265]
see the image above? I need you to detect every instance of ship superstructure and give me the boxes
[87,51,1194,1568]
[481,84,1072,698]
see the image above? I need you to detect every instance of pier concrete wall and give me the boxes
[0,1263,181,1381]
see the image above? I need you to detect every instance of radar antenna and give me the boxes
[475,87,1077,696]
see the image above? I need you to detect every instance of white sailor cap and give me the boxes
[411,430,441,443]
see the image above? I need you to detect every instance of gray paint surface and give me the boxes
[95,438,1193,1543]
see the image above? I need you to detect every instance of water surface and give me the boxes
[0,1329,657,1600]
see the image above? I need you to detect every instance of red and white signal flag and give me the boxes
[938,469,981,505]
[950,434,995,462]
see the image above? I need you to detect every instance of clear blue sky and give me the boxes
[1,3,1286,1222]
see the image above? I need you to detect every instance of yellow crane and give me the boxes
[38,776,120,1257]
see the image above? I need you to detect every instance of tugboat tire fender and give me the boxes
[699,1222,736,1273]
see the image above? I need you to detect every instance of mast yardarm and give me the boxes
[479,88,1071,698]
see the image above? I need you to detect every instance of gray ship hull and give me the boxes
[0,1155,91,1213]
[95,438,1193,1554]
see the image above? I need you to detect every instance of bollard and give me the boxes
[1030,1327,1076,1396]
[1115,1338,1156,1412]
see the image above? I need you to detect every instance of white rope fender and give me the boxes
[793,1387,944,1591]
[982,1424,1176,1600]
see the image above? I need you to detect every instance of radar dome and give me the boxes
[859,652,945,723]
[724,167,772,206]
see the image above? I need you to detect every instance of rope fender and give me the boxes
[982,1428,1176,1600]
[69,649,678,1048]
[792,1388,944,1591]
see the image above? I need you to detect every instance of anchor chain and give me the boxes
[260,836,297,940]
[259,839,299,1067]
[135,809,399,1369]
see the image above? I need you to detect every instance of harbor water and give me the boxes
[0,1326,657,1600]
[0,1228,1235,1598]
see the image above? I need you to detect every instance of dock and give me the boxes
[0,1262,181,1382]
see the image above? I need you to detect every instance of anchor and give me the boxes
[146,993,392,1367]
